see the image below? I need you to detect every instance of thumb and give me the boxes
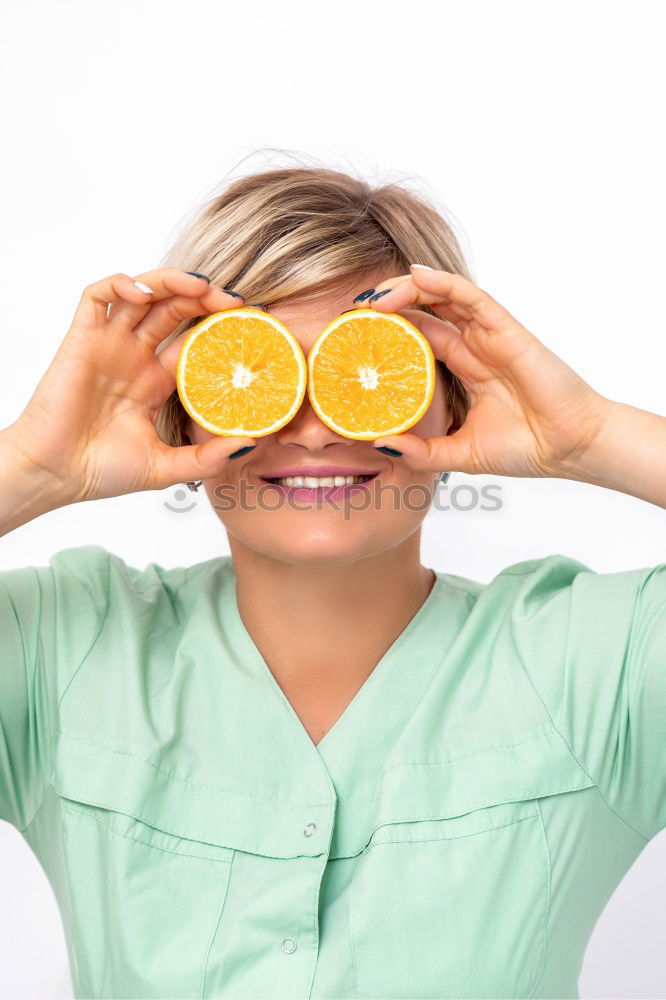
[373,429,474,474]
[149,435,257,490]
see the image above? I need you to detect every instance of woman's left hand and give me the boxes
[366,265,611,480]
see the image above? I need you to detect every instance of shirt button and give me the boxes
[281,938,297,954]
[303,822,317,837]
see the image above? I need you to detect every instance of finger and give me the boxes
[372,428,476,475]
[107,270,242,329]
[408,267,523,334]
[148,434,258,491]
[429,304,468,328]
[399,302,464,334]
[399,307,526,390]
[403,302,467,330]
[72,272,158,328]
[130,287,246,351]
[352,274,412,304]
[367,275,475,322]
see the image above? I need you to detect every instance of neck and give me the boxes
[227,531,435,710]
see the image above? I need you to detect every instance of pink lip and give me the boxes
[263,480,376,503]
[259,466,380,480]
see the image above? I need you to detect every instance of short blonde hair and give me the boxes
[155,161,472,447]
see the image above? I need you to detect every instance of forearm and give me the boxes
[560,398,666,509]
[0,426,73,537]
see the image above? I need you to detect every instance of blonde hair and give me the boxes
[155,160,472,447]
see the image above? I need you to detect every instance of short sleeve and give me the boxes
[506,556,666,842]
[0,545,111,831]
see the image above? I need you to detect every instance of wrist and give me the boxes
[550,393,616,483]
[555,396,666,508]
[0,425,76,536]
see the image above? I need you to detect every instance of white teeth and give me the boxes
[271,474,371,487]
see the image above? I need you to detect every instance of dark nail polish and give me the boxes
[223,288,244,299]
[186,272,210,282]
[353,288,376,303]
[369,288,392,302]
[247,303,268,310]
[229,445,256,460]
[374,445,403,457]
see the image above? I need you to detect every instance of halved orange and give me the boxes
[307,309,436,440]
[176,308,307,437]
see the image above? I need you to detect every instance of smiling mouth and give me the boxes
[262,473,377,488]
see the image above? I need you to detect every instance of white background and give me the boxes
[1,0,665,996]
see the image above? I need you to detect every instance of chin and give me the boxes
[224,513,424,567]
[226,522,401,566]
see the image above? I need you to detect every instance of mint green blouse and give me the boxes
[1,545,665,999]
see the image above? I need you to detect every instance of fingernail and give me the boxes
[247,303,268,310]
[186,272,210,282]
[353,288,376,302]
[228,445,256,460]
[133,280,154,294]
[222,288,244,299]
[373,445,403,457]
[368,289,392,302]
[410,264,433,270]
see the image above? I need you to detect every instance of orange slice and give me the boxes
[176,308,307,437]
[307,309,436,440]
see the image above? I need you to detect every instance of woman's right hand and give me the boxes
[5,268,257,505]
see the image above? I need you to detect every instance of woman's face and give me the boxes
[187,273,452,566]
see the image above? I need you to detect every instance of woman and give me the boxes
[0,165,664,1000]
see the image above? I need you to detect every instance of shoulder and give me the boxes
[39,543,235,602]
[1,544,236,639]
[442,551,665,612]
[434,552,600,612]
[491,553,666,631]
[434,553,666,683]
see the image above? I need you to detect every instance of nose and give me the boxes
[274,393,352,450]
